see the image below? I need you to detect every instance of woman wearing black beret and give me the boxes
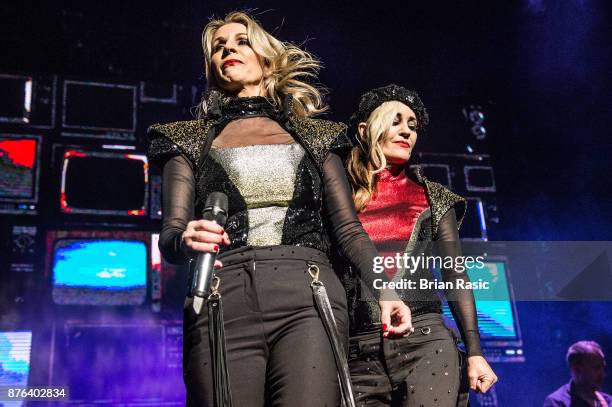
[345,84,497,406]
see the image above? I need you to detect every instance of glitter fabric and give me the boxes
[246,206,288,246]
[287,115,351,173]
[209,144,304,209]
[412,166,466,236]
[147,119,212,168]
[358,167,430,274]
[282,155,329,252]
[209,144,305,247]
[146,95,348,256]
[146,95,350,174]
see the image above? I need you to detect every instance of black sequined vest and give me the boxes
[147,95,350,256]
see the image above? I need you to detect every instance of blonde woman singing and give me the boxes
[147,12,410,407]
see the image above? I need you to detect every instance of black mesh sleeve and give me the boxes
[322,152,392,300]
[437,208,483,357]
[159,154,195,265]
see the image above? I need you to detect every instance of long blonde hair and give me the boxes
[347,101,407,212]
[201,11,327,118]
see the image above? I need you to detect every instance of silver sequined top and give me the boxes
[209,143,305,247]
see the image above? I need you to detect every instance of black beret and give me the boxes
[350,84,429,129]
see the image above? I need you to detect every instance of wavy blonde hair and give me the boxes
[347,101,407,212]
[201,11,327,118]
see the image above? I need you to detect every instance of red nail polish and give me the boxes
[382,324,388,331]
[213,245,219,252]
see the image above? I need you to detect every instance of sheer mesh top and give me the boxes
[212,117,294,148]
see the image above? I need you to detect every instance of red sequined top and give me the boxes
[358,166,429,278]
[355,166,484,357]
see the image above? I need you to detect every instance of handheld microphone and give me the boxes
[191,192,228,314]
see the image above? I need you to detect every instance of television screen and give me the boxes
[60,150,148,216]
[465,165,496,192]
[52,322,184,403]
[415,164,452,188]
[0,135,41,214]
[443,260,519,340]
[0,75,32,123]
[140,81,178,104]
[49,231,148,306]
[0,331,32,407]
[62,80,136,132]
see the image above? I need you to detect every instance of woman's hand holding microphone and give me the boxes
[180,220,231,269]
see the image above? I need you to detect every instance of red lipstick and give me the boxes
[395,141,411,148]
[222,59,242,69]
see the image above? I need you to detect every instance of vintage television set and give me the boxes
[44,231,185,403]
[412,152,499,239]
[411,163,453,189]
[0,330,32,406]
[464,165,496,192]
[56,146,149,217]
[61,80,137,141]
[441,257,524,362]
[0,73,56,128]
[0,134,42,215]
[49,320,184,404]
[0,74,32,124]
[139,81,178,104]
[45,230,151,307]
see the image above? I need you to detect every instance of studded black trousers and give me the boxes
[182,245,348,407]
[348,313,465,407]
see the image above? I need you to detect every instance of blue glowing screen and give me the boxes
[52,239,147,305]
[0,331,32,407]
[443,260,518,339]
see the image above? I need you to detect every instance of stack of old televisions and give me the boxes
[0,72,197,405]
[410,152,499,242]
